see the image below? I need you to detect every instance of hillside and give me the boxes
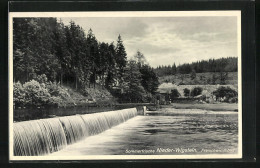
[13,79,116,109]
[158,72,237,85]
[154,57,237,76]
[64,85,115,106]
[157,83,238,98]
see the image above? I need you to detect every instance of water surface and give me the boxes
[51,109,238,155]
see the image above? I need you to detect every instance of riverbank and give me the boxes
[13,103,151,122]
[145,103,238,116]
[163,103,238,112]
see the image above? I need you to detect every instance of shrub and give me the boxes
[23,80,51,107]
[13,75,75,108]
[229,97,238,103]
[212,86,237,103]
[211,73,218,85]
[48,96,64,107]
[34,74,48,84]
[46,82,70,99]
[183,88,190,97]
[13,82,26,107]
[206,78,211,85]
[170,89,180,99]
[219,72,228,85]
[46,82,60,96]
[81,87,89,97]
[190,87,203,97]
[190,69,196,80]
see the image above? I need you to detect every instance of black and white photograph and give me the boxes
[9,11,242,160]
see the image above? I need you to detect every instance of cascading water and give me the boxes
[13,118,67,156]
[13,108,138,156]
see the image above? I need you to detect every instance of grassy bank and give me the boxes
[158,83,238,97]
[169,103,238,112]
[146,102,238,112]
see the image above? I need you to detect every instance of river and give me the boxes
[51,108,238,156]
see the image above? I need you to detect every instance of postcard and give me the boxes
[9,11,242,160]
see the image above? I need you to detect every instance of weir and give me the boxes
[13,108,138,156]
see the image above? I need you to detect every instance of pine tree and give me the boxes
[105,42,117,89]
[123,60,145,103]
[98,42,110,87]
[34,18,61,82]
[115,35,127,69]
[172,63,177,75]
[139,65,159,95]
[115,35,127,88]
[134,50,146,67]
[53,19,70,85]
[86,28,99,88]
[13,18,61,82]
[13,18,39,82]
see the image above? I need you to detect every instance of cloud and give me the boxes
[61,16,238,67]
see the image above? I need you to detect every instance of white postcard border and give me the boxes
[8,11,242,160]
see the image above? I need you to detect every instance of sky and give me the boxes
[61,16,238,68]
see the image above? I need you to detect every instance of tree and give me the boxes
[219,71,228,85]
[190,87,203,97]
[206,77,211,85]
[115,35,127,69]
[115,35,127,89]
[172,63,177,75]
[23,80,51,107]
[64,21,87,89]
[122,60,146,103]
[153,57,238,77]
[132,51,160,96]
[105,42,117,89]
[170,89,180,99]
[13,82,26,107]
[211,73,218,85]
[179,74,185,85]
[13,18,39,82]
[53,19,71,85]
[134,50,147,67]
[190,69,196,80]
[212,86,237,102]
[178,63,192,74]
[13,18,62,83]
[86,28,99,88]
[139,64,159,95]
[98,42,110,87]
[35,18,62,82]
[183,88,190,97]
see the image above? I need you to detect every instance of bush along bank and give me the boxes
[156,86,238,104]
[13,75,115,109]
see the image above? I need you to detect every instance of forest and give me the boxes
[13,18,159,106]
[13,18,238,108]
[154,57,237,77]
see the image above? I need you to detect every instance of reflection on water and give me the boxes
[51,109,238,156]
